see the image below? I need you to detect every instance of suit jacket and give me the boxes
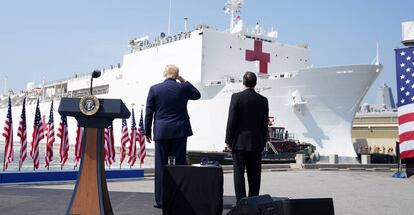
[145,79,201,141]
[225,88,269,151]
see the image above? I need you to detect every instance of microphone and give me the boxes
[92,70,101,78]
[90,70,101,95]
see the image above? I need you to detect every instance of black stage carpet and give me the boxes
[0,186,235,215]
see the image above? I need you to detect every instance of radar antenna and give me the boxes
[223,0,244,31]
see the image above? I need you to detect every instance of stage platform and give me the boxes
[0,169,413,214]
[0,169,144,184]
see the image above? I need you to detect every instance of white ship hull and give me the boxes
[189,64,380,156]
[0,25,381,158]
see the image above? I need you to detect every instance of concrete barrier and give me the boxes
[361,154,371,164]
[329,154,338,164]
[295,154,305,165]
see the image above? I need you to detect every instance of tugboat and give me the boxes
[261,126,319,164]
[187,126,319,165]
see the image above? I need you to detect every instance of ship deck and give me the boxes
[0,167,413,215]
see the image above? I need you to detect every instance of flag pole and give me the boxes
[3,147,6,171]
[396,141,401,174]
[18,149,21,171]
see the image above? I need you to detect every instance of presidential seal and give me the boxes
[79,95,100,116]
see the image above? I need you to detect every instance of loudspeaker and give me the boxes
[288,198,334,215]
[227,195,289,215]
[227,195,335,215]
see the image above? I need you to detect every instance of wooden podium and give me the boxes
[59,97,130,215]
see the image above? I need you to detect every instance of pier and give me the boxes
[0,165,413,215]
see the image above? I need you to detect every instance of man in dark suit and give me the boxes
[225,71,269,203]
[145,64,201,208]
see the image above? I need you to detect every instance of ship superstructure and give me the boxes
[0,0,381,157]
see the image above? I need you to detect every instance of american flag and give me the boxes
[2,97,13,171]
[17,97,27,169]
[396,47,414,159]
[30,99,44,170]
[74,124,84,168]
[120,119,129,166]
[128,108,138,167]
[57,114,69,167]
[104,123,115,167]
[138,108,146,166]
[45,101,55,168]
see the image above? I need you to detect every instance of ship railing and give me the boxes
[43,64,121,86]
[130,32,192,52]
[243,33,274,43]
[44,77,74,86]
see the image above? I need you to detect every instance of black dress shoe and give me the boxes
[153,204,162,209]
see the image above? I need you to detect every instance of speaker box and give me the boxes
[288,198,334,215]
[227,195,334,215]
[227,195,289,215]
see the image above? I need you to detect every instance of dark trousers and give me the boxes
[232,151,262,202]
[406,158,414,177]
[154,137,187,206]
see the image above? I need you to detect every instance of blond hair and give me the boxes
[163,64,179,79]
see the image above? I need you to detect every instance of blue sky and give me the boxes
[0,0,413,103]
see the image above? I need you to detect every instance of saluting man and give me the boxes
[145,64,201,208]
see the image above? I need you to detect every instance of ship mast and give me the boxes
[223,0,243,31]
[3,76,7,94]
[167,0,172,36]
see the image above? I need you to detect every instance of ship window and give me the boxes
[240,48,242,50]
[286,56,289,59]
[305,59,308,62]
[275,54,278,56]
[280,74,284,78]
[230,46,232,48]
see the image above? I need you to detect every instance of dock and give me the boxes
[0,165,413,215]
